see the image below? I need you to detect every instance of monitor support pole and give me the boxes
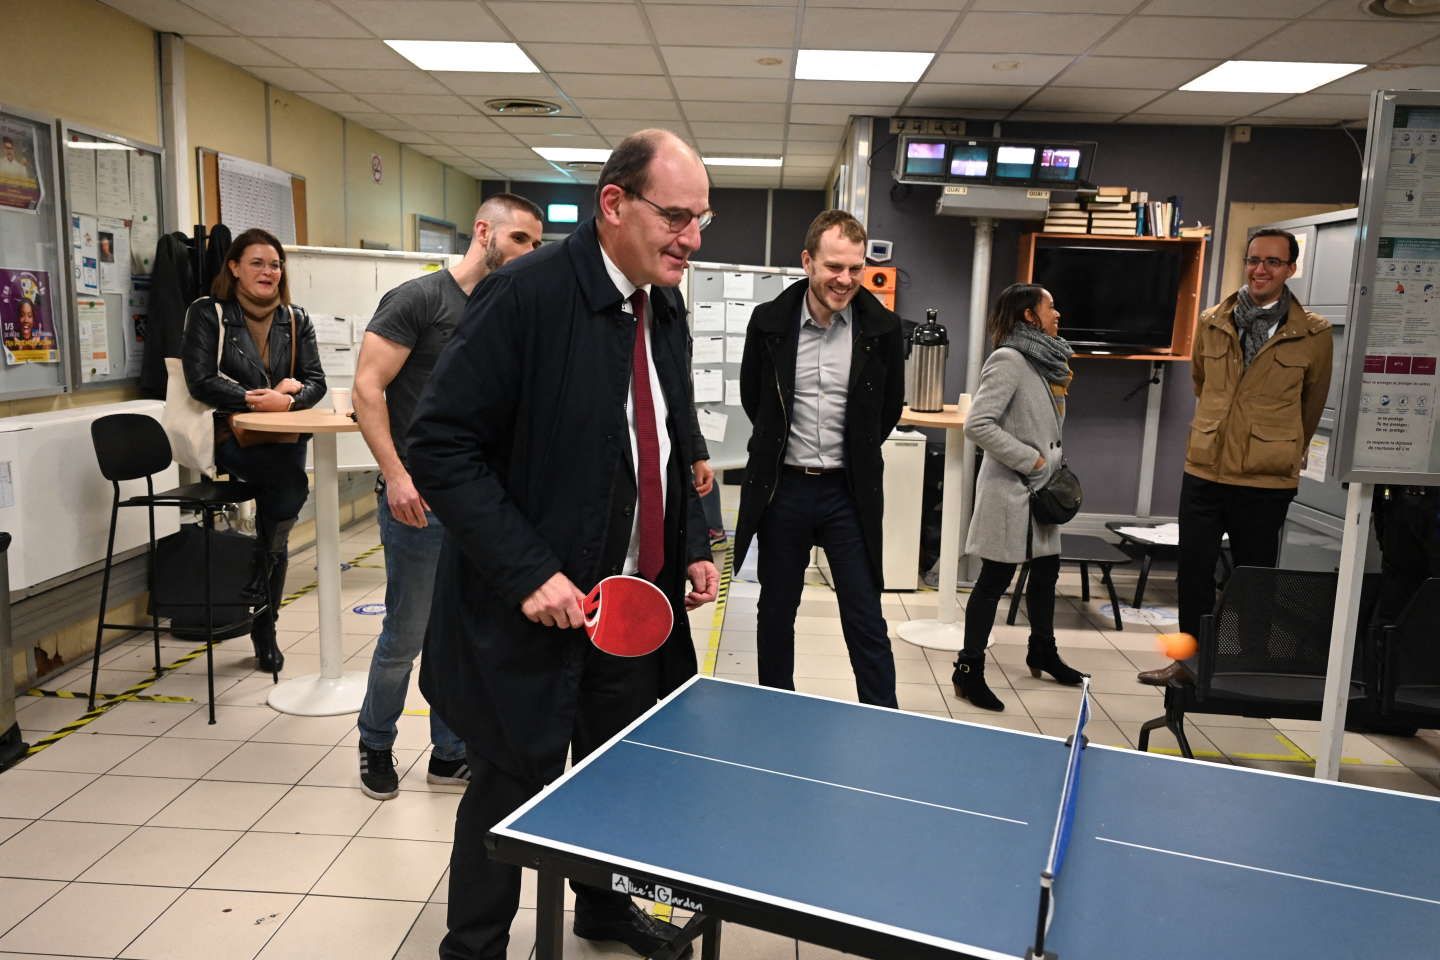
[956,216,994,588]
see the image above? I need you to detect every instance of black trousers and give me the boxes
[1376,488,1440,626]
[440,645,661,960]
[963,555,1060,655]
[1177,473,1294,639]
[755,470,897,707]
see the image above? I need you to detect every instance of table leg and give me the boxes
[1079,561,1091,602]
[1133,552,1152,609]
[895,425,968,650]
[267,433,367,716]
[702,916,722,960]
[535,866,565,960]
[1101,564,1122,631]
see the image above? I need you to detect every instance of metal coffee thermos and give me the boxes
[907,308,948,412]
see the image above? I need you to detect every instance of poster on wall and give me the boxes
[0,120,44,213]
[126,276,148,379]
[0,269,58,364]
[71,213,99,295]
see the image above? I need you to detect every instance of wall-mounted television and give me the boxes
[893,134,1096,188]
[1032,243,1183,352]
[948,142,991,180]
[900,139,949,181]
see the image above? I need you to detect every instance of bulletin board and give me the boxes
[197,148,308,246]
[58,121,165,389]
[0,105,72,399]
[683,261,806,469]
[1332,89,1440,484]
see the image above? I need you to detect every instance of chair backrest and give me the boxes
[91,413,173,482]
[1198,567,1339,693]
[1382,578,1440,715]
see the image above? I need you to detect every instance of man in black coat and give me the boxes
[733,210,906,707]
[407,130,720,960]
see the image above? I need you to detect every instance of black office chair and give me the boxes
[89,413,257,724]
[1375,578,1440,722]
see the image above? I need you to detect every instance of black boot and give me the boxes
[249,520,293,679]
[1026,636,1086,686]
[952,652,1004,711]
[239,540,271,611]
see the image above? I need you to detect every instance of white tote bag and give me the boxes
[161,303,227,478]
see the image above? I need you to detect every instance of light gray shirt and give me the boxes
[784,294,852,469]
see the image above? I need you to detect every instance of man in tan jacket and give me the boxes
[1139,228,1332,685]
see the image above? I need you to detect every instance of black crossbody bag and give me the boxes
[1024,360,1082,526]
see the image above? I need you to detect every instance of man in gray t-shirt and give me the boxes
[351,193,544,800]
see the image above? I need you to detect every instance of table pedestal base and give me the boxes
[267,671,369,716]
[895,618,966,651]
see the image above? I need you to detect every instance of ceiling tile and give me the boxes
[1095,17,1281,59]
[1052,56,1217,88]
[434,132,526,146]
[342,111,406,128]
[413,146,469,161]
[100,0,233,34]
[783,175,829,189]
[408,115,505,133]
[1135,91,1288,116]
[784,140,842,157]
[800,10,960,51]
[661,46,793,78]
[299,92,374,113]
[493,116,598,135]
[684,101,789,123]
[373,129,438,144]
[246,66,341,93]
[1241,20,1440,63]
[1252,93,1373,121]
[1318,64,1440,93]
[788,104,867,124]
[925,53,1074,86]
[489,2,650,43]
[691,121,787,139]
[1120,114,1239,125]
[525,43,664,74]
[1304,0,1402,18]
[187,36,292,67]
[361,93,477,114]
[808,0,972,7]
[184,0,370,38]
[589,118,688,135]
[433,73,562,98]
[696,138,786,153]
[946,13,1122,55]
[452,146,536,158]
[672,77,791,102]
[574,98,682,119]
[328,1,509,41]
[647,4,797,48]
[313,69,449,95]
[905,83,1038,109]
[1011,110,1124,122]
[1395,36,1440,64]
[791,81,913,106]
[1142,0,1318,15]
[258,38,413,69]
[467,97,582,118]
[512,134,612,149]
[1023,86,1166,112]
[551,74,673,100]
[968,0,1145,11]
[786,123,847,141]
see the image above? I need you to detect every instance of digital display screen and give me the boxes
[948,144,990,178]
[1038,147,1082,182]
[903,140,948,177]
[995,145,1037,179]
[547,203,579,224]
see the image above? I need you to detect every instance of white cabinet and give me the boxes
[880,432,926,591]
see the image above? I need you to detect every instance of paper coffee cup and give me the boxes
[330,387,352,417]
[955,393,973,418]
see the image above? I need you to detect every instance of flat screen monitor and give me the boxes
[1032,243,1183,352]
[948,143,990,179]
[994,145,1037,180]
[902,140,948,179]
[1037,147,1083,182]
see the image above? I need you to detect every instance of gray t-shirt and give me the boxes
[366,268,468,465]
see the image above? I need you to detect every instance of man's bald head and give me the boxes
[595,129,706,205]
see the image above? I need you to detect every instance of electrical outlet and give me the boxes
[888,117,907,134]
[1233,124,1251,143]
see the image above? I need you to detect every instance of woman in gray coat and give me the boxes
[954,283,1085,711]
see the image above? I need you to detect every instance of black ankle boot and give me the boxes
[952,652,1004,711]
[1026,636,1086,686]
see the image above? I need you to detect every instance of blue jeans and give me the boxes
[358,494,465,760]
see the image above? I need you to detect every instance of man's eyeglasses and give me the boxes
[629,191,714,232]
[1243,257,1293,270]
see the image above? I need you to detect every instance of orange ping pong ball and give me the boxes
[1157,632,1197,660]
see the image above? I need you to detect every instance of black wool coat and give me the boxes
[733,280,906,582]
[407,218,711,783]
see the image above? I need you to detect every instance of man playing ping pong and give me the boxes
[407,129,720,960]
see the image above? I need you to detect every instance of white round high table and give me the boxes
[231,410,367,716]
[894,404,970,651]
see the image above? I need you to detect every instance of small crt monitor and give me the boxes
[948,142,990,180]
[902,139,949,179]
[1037,147,1083,182]
[995,145,1037,180]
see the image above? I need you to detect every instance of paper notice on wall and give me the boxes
[94,148,131,220]
[318,343,356,376]
[697,409,727,443]
[64,141,97,215]
[1383,122,1440,233]
[725,378,742,405]
[692,336,724,364]
[311,313,353,345]
[692,301,723,331]
[129,153,159,273]
[1300,434,1329,482]
[98,216,130,293]
[723,272,754,300]
[125,277,147,378]
[218,153,296,245]
[726,336,746,362]
[76,296,110,380]
[725,301,754,332]
[693,368,723,403]
[1352,379,1437,472]
[71,213,99,295]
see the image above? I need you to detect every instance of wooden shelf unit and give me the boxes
[1017,232,1207,361]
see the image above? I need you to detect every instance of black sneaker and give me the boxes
[426,754,471,787]
[358,742,399,800]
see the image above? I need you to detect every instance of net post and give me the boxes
[1027,871,1054,960]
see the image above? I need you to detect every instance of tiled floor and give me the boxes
[3,511,1439,959]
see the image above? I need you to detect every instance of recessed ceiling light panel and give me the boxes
[385,40,539,73]
[533,147,613,163]
[704,157,783,167]
[795,49,933,83]
[1180,60,1366,94]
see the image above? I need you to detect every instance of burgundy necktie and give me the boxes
[630,290,664,581]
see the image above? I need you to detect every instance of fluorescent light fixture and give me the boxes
[547,203,579,223]
[384,40,538,73]
[795,49,933,83]
[1180,59,1365,94]
[65,141,135,150]
[532,147,612,163]
[703,157,783,167]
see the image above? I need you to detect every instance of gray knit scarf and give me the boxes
[1233,285,1290,368]
[999,322,1074,418]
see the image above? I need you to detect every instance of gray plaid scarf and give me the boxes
[1233,286,1290,368]
[999,321,1074,419]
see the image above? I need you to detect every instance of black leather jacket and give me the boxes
[180,296,327,413]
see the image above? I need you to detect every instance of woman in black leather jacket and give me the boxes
[181,228,326,675]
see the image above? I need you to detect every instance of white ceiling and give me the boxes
[100,0,1440,189]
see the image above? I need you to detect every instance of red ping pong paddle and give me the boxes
[582,575,673,657]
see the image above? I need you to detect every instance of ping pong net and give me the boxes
[1026,676,1092,960]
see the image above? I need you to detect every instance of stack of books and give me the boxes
[1086,186,1139,236]
[1042,201,1090,234]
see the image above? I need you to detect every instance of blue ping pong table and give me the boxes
[488,676,1440,960]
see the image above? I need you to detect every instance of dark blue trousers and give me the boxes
[756,470,897,707]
